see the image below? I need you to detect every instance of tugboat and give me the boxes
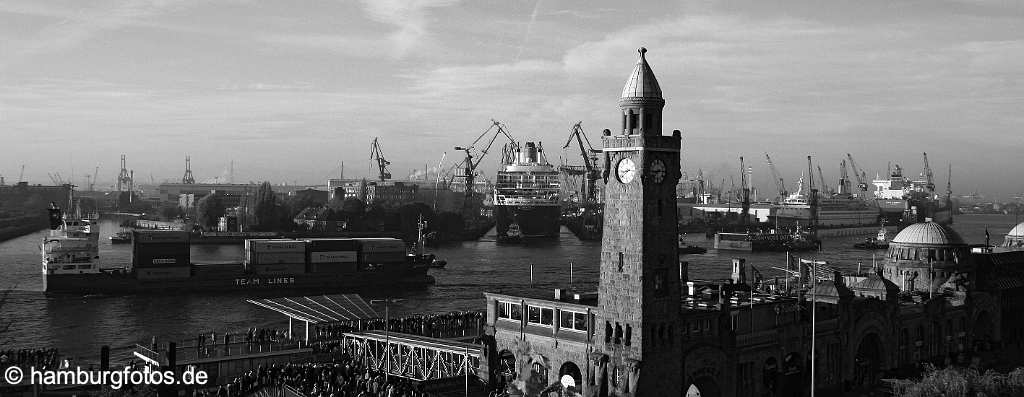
[678,235,707,255]
[415,215,446,269]
[500,223,524,244]
[109,229,132,244]
[854,226,890,250]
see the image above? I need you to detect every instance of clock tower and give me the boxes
[593,47,682,397]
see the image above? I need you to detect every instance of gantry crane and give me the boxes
[369,138,392,182]
[561,122,601,204]
[838,160,852,195]
[764,153,787,201]
[453,119,518,199]
[846,153,870,193]
[90,166,99,191]
[807,155,819,232]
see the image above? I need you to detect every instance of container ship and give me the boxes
[494,142,561,242]
[41,204,435,294]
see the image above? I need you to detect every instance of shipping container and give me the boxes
[308,262,358,273]
[251,263,306,275]
[247,252,306,265]
[355,238,407,253]
[309,251,358,264]
[245,239,306,253]
[133,253,190,268]
[136,266,191,280]
[358,251,407,263]
[305,238,360,252]
[133,230,190,244]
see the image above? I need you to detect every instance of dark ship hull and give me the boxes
[495,205,560,242]
[43,259,433,294]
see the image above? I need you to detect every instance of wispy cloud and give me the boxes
[357,0,460,58]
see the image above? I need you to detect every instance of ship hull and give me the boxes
[43,264,433,294]
[772,205,881,228]
[495,205,560,242]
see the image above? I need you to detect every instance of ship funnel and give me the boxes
[521,142,538,164]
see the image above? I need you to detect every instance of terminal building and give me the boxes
[478,48,1024,397]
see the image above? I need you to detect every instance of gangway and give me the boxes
[342,331,481,382]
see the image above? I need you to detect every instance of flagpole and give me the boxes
[810,259,816,397]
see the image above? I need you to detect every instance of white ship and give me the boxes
[41,198,102,279]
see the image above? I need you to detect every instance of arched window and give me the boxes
[624,324,632,346]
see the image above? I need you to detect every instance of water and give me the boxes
[0,214,1018,361]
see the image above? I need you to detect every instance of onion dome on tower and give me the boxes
[618,47,664,136]
[1003,222,1024,248]
[884,221,969,295]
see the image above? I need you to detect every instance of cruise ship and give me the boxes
[771,176,881,228]
[494,142,561,242]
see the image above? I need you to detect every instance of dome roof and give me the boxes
[620,47,663,100]
[811,280,852,298]
[1008,222,1024,237]
[891,221,965,246]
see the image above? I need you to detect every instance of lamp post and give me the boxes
[370,297,404,381]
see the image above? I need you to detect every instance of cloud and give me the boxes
[357,0,461,58]
[0,0,202,71]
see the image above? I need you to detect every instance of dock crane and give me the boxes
[453,119,518,199]
[369,138,392,182]
[739,156,750,227]
[561,121,601,204]
[764,153,787,200]
[921,152,935,192]
[807,155,819,234]
[838,160,852,195]
[90,166,99,191]
[816,163,830,196]
[18,165,25,183]
[845,153,870,193]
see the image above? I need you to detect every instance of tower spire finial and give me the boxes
[639,47,647,56]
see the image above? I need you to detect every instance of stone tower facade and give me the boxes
[594,47,683,397]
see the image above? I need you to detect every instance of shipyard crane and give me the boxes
[369,138,392,182]
[922,152,935,192]
[561,121,601,204]
[807,156,819,233]
[838,160,852,195]
[739,156,750,227]
[845,153,870,193]
[18,165,25,183]
[816,163,829,196]
[453,119,518,199]
[764,153,788,201]
[90,166,99,191]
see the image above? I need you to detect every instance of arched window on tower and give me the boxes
[629,112,638,134]
[624,325,632,346]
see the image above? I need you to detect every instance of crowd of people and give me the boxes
[194,346,430,397]
[0,348,61,370]
[315,311,484,341]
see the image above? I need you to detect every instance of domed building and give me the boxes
[1003,222,1024,248]
[884,221,969,294]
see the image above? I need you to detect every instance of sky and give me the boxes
[1,0,1023,198]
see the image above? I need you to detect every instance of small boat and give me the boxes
[499,223,524,243]
[854,227,890,250]
[679,244,707,255]
[109,230,131,244]
[430,258,447,269]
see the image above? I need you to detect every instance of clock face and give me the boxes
[616,158,637,183]
[650,159,667,184]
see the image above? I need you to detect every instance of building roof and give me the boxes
[811,280,853,298]
[247,294,380,324]
[852,274,900,294]
[620,47,663,100]
[891,221,966,246]
[1008,222,1024,237]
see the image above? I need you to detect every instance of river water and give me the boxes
[0,213,1018,361]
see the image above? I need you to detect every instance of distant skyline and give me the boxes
[2,0,1023,198]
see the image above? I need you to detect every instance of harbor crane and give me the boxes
[845,153,870,193]
[369,138,392,182]
[560,121,601,204]
[764,153,787,200]
[18,165,25,183]
[90,166,99,191]
[806,155,819,233]
[922,152,935,192]
[816,163,829,196]
[838,160,852,195]
[453,119,517,199]
[739,156,750,227]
